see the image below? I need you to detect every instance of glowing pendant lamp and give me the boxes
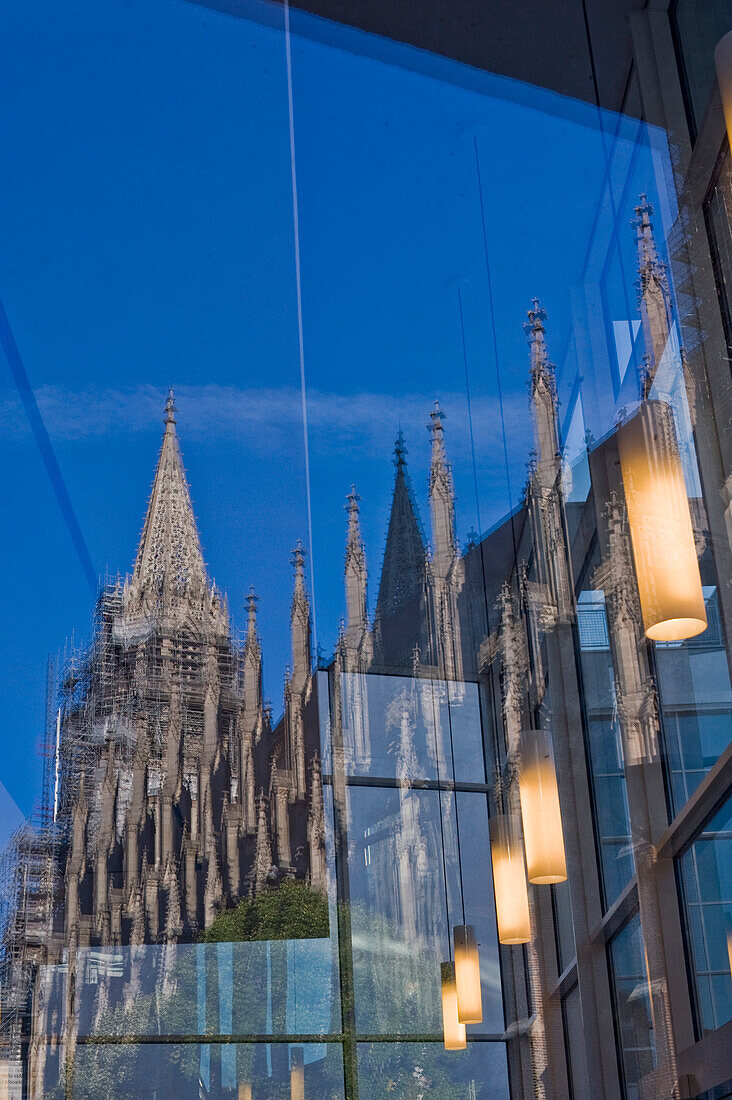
[453,924,482,1023]
[618,401,706,642]
[715,31,732,155]
[519,729,567,885]
[441,961,467,1049]
[290,1047,305,1100]
[490,814,531,945]
[238,1086,252,1100]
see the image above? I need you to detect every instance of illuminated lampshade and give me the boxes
[453,924,482,1024]
[238,1086,252,1100]
[727,930,732,977]
[490,814,531,945]
[441,961,467,1050]
[291,1047,305,1100]
[715,31,732,154]
[617,401,706,642]
[519,729,567,885]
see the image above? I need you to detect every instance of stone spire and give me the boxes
[307,754,326,893]
[251,791,273,896]
[376,433,427,620]
[243,589,262,711]
[428,402,457,579]
[633,194,673,380]
[126,390,223,626]
[524,300,560,490]
[344,486,368,646]
[290,542,311,692]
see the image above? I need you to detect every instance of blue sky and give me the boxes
[0,0,673,814]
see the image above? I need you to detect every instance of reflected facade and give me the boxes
[0,1,732,1098]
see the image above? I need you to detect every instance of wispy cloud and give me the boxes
[0,383,532,467]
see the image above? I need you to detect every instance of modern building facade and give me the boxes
[0,1,732,1099]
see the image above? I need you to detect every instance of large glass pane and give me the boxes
[339,673,485,784]
[577,592,634,909]
[67,1041,344,1100]
[608,914,657,1098]
[345,786,502,1037]
[706,143,732,353]
[672,0,732,133]
[562,983,590,1099]
[678,795,732,1035]
[2,0,732,1095]
[356,1040,509,1098]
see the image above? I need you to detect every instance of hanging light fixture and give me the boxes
[238,1086,252,1100]
[441,961,467,1049]
[518,728,567,885]
[617,401,706,642]
[490,814,531,945]
[290,1047,305,1100]
[715,31,732,155]
[452,924,483,1023]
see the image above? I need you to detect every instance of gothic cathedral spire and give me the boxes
[525,299,560,490]
[634,194,673,387]
[125,390,226,629]
[344,486,368,648]
[376,432,427,621]
[428,401,457,579]
[290,542,311,693]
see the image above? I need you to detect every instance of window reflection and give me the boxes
[577,591,634,909]
[344,783,502,1037]
[608,915,657,1098]
[678,797,732,1035]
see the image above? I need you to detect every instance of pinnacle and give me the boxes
[524,298,547,339]
[164,388,177,428]
[245,588,258,635]
[393,430,407,469]
[428,400,446,437]
[376,429,427,619]
[292,541,307,596]
[131,392,210,608]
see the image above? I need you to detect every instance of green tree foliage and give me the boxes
[200,880,329,943]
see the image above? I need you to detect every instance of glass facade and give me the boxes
[608,915,657,1099]
[672,0,732,132]
[0,1,731,1098]
[678,796,732,1035]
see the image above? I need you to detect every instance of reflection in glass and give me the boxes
[453,924,482,1024]
[345,785,502,1036]
[64,1041,344,1100]
[489,815,531,946]
[618,401,706,642]
[578,599,635,909]
[356,1040,510,1098]
[678,797,732,1034]
[440,961,466,1050]
[340,673,485,784]
[562,983,590,1099]
[608,915,657,1097]
[518,728,567,885]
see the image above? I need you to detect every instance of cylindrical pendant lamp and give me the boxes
[519,729,567,884]
[715,32,732,155]
[441,961,467,1049]
[452,924,482,1023]
[617,401,706,642]
[238,1086,252,1100]
[490,814,531,945]
[290,1047,305,1100]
